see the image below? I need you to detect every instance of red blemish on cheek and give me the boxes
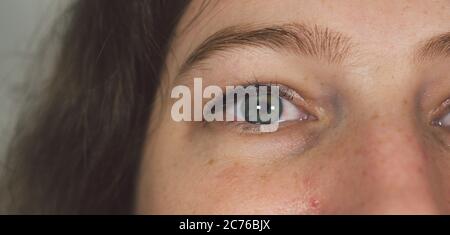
[309,198,320,210]
[299,175,322,213]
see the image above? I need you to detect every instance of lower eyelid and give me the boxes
[227,122,263,134]
[225,120,300,135]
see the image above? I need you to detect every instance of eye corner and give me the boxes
[430,119,443,128]
[428,97,450,129]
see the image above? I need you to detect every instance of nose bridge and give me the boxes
[361,113,427,183]
[324,44,446,213]
[345,103,443,213]
[351,58,427,177]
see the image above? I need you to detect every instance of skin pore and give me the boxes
[135,0,450,214]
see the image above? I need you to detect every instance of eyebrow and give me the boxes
[415,32,450,62]
[179,23,354,74]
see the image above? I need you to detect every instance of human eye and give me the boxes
[222,83,318,134]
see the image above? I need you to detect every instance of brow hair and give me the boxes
[415,31,450,62]
[180,23,354,74]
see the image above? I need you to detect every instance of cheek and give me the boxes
[138,147,327,214]
[190,160,325,214]
[136,114,335,214]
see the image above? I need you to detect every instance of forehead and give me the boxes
[170,0,450,68]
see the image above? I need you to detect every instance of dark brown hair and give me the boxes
[1,0,190,214]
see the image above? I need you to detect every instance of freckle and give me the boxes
[361,169,368,177]
[207,159,215,166]
[403,99,408,105]
[317,164,324,171]
[371,113,379,120]
[259,173,269,182]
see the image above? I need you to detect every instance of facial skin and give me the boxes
[135,0,450,214]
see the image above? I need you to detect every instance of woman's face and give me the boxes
[136,0,450,214]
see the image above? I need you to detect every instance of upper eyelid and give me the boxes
[205,83,300,113]
[228,84,299,104]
